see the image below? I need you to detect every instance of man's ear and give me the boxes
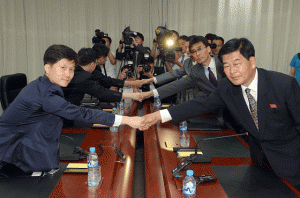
[44,64,51,74]
[206,46,211,54]
[249,56,256,69]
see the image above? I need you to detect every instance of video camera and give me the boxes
[122,26,137,45]
[121,26,137,62]
[155,26,181,61]
[92,29,108,45]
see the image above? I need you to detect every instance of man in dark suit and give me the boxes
[140,36,225,101]
[0,45,142,173]
[63,47,143,107]
[141,38,300,189]
[116,32,151,75]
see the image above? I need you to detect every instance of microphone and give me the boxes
[173,132,249,163]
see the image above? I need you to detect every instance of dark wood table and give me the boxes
[49,102,138,198]
[142,101,300,198]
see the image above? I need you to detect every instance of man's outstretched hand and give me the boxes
[140,111,162,131]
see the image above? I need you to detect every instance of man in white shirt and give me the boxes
[140,38,300,190]
[165,35,189,71]
[99,37,117,78]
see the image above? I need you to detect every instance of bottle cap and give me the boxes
[186,170,194,176]
[113,107,117,111]
[90,147,96,152]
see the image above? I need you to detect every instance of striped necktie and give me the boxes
[180,54,185,63]
[245,88,259,130]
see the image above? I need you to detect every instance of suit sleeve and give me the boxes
[286,78,300,135]
[92,67,124,88]
[157,75,194,99]
[77,79,122,102]
[168,88,225,124]
[155,66,187,85]
[42,87,115,126]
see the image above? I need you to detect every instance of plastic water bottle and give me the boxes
[180,121,190,147]
[88,147,100,187]
[118,101,124,115]
[110,108,118,132]
[182,170,196,198]
[154,96,161,110]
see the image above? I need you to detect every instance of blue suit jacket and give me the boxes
[168,68,300,186]
[0,75,115,172]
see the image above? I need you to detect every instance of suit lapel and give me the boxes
[229,84,260,138]
[214,56,225,80]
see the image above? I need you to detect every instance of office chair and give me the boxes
[0,73,27,110]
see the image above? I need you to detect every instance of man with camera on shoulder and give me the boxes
[116,29,152,74]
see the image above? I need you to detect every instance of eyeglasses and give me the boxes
[191,47,206,54]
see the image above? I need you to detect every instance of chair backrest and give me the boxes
[0,73,27,110]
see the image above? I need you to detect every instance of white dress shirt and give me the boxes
[204,57,217,80]
[241,69,258,112]
[100,52,117,78]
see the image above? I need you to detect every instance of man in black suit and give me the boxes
[141,38,300,189]
[63,47,144,106]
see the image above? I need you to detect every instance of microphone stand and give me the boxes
[173,132,248,163]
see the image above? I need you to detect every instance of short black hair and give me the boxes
[103,36,112,44]
[43,44,78,66]
[78,48,98,66]
[135,32,144,41]
[189,36,209,52]
[213,36,224,45]
[179,35,189,41]
[218,38,255,62]
[205,33,217,41]
[92,44,109,58]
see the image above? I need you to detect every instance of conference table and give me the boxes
[49,101,139,198]
[3,100,300,197]
[142,101,300,198]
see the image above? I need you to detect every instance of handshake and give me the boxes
[122,111,162,131]
[126,78,155,102]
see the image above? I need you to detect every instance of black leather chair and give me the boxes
[0,73,27,110]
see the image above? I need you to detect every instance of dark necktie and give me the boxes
[180,54,185,63]
[208,67,218,87]
[245,88,259,130]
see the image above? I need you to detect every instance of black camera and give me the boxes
[125,70,134,78]
[209,43,217,49]
[139,54,151,75]
[122,26,137,45]
[155,26,181,61]
[92,29,108,45]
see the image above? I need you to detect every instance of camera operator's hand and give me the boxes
[143,71,154,78]
[141,91,154,100]
[170,51,182,63]
[153,36,158,45]
[118,37,124,53]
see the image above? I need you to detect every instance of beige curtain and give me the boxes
[0,0,299,82]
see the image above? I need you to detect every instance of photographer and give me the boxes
[100,36,118,78]
[166,35,189,70]
[116,31,152,73]
[151,29,182,72]
[119,65,139,93]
